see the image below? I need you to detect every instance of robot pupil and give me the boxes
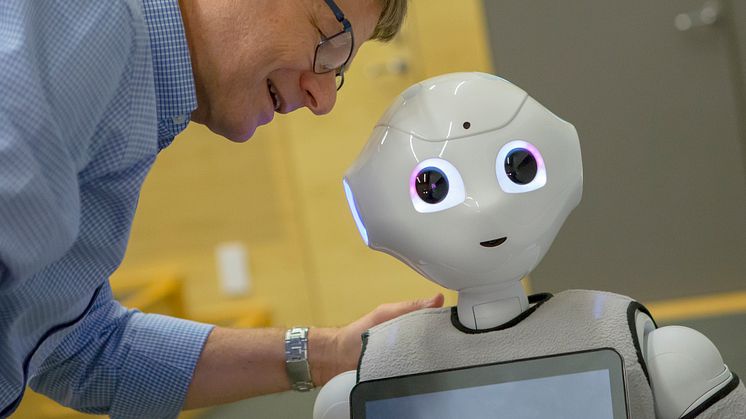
[505,148,537,185]
[415,168,449,204]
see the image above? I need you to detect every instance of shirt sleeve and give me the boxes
[29,283,214,418]
[0,1,136,282]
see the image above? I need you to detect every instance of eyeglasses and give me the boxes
[313,0,354,90]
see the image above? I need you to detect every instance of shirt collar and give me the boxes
[142,0,198,150]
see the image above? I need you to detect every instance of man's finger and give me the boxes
[406,293,445,311]
[419,293,445,308]
[369,294,445,325]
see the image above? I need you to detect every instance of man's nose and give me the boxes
[300,71,337,115]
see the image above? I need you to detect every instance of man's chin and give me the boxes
[207,119,258,143]
[226,127,256,143]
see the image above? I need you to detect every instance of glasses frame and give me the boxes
[313,0,354,90]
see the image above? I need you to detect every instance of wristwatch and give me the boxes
[285,327,315,391]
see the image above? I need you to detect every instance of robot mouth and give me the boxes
[480,237,507,248]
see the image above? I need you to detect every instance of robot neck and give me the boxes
[456,280,528,330]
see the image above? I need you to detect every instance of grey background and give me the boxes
[481,0,746,301]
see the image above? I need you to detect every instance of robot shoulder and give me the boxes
[636,311,734,418]
[313,370,357,419]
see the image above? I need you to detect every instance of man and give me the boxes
[0,0,443,417]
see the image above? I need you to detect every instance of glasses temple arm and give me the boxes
[324,0,347,24]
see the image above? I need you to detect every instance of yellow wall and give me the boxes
[119,121,317,326]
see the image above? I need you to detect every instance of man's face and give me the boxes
[183,0,383,142]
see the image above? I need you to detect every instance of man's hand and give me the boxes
[184,294,444,410]
[309,294,445,386]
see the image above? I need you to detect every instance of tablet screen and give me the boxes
[351,349,627,419]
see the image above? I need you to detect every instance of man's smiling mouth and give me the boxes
[267,79,281,111]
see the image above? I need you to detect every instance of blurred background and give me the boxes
[15,0,745,417]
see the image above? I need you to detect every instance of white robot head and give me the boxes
[343,73,582,328]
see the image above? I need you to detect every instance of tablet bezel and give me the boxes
[350,348,629,419]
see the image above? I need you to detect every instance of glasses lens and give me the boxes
[315,31,353,73]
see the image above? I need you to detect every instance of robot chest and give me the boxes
[358,290,656,418]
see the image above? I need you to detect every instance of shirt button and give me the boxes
[172,114,186,124]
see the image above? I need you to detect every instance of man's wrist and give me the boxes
[307,327,338,387]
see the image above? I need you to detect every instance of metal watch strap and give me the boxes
[285,327,314,391]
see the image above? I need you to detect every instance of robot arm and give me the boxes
[636,312,734,418]
[313,370,357,419]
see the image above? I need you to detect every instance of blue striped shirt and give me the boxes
[0,1,214,417]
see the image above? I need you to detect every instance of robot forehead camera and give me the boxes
[343,72,583,329]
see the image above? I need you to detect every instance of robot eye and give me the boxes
[496,140,547,193]
[505,148,537,185]
[414,168,449,204]
[410,158,466,213]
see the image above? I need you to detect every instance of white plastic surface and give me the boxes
[458,281,529,329]
[376,73,528,141]
[344,72,582,328]
[313,370,356,419]
[643,325,732,419]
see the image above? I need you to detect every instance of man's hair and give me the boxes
[371,0,408,42]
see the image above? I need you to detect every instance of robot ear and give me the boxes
[409,158,466,213]
[343,177,369,246]
[496,140,547,194]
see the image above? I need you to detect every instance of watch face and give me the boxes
[286,330,309,360]
[286,328,313,391]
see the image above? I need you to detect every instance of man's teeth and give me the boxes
[267,80,280,111]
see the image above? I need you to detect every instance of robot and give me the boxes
[313,73,746,419]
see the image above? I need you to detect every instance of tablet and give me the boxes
[350,348,628,419]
